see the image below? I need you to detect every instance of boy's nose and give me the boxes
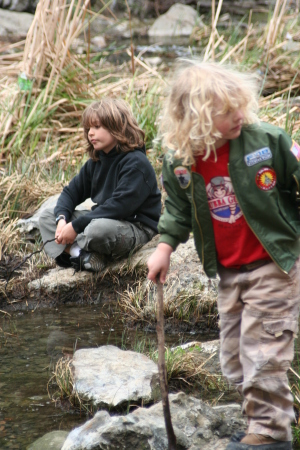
[234,109,244,122]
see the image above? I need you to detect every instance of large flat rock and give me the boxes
[71,346,160,408]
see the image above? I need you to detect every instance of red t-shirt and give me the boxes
[195,142,270,268]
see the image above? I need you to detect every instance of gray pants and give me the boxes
[218,258,300,441]
[39,207,156,260]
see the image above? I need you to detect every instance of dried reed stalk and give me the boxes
[211,0,215,61]
[266,0,288,51]
[203,0,223,61]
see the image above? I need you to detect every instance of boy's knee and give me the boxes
[84,218,120,241]
[39,207,55,225]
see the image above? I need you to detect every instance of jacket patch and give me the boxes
[244,147,272,166]
[174,166,191,189]
[207,176,243,223]
[290,140,300,161]
[256,167,277,191]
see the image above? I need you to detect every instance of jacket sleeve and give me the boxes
[158,154,192,250]
[54,160,92,222]
[274,131,300,202]
[71,162,157,233]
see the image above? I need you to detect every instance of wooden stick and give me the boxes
[156,278,177,450]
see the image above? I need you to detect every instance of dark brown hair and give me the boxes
[82,98,145,160]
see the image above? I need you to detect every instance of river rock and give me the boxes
[71,345,160,408]
[28,267,93,293]
[0,8,34,39]
[17,195,96,236]
[27,430,68,450]
[0,0,37,12]
[148,3,200,37]
[61,391,246,450]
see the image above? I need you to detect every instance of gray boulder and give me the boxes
[0,0,37,12]
[148,3,200,37]
[71,346,160,408]
[62,392,246,450]
[0,8,34,38]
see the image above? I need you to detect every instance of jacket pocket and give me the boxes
[277,196,300,235]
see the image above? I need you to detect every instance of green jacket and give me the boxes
[158,122,300,278]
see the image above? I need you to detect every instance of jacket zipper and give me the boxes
[191,173,205,265]
[228,163,287,274]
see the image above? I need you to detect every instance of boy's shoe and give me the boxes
[230,431,246,442]
[226,434,292,450]
[70,250,106,273]
[55,252,72,268]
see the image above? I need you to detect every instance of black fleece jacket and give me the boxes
[54,146,161,233]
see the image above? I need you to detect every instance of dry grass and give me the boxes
[48,355,95,414]
[118,280,217,326]
[0,0,165,165]
[150,344,225,392]
[0,215,21,260]
[0,171,63,217]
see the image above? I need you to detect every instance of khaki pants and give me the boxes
[39,207,156,259]
[218,259,300,441]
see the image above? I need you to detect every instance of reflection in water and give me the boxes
[0,304,127,449]
[0,303,213,449]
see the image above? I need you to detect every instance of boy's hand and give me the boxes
[56,222,77,245]
[147,243,173,284]
[55,219,67,242]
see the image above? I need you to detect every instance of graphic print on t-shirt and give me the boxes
[207,176,243,224]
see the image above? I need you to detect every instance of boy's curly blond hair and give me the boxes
[160,59,260,165]
[82,98,145,161]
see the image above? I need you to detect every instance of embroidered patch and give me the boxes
[290,140,300,161]
[255,167,277,191]
[244,147,272,167]
[174,166,191,189]
[206,176,243,223]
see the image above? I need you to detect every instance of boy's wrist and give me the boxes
[157,242,173,255]
[55,215,66,225]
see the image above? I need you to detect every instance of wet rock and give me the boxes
[148,3,201,37]
[71,345,160,408]
[61,391,246,450]
[27,430,68,450]
[28,267,93,293]
[0,8,34,39]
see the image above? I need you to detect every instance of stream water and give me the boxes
[0,302,218,449]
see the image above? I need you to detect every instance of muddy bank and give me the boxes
[1,235,219,337]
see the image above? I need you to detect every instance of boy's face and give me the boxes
[213,108,244,148]
[88,122,117,154]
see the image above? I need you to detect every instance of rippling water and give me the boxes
[0,302,217,449]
